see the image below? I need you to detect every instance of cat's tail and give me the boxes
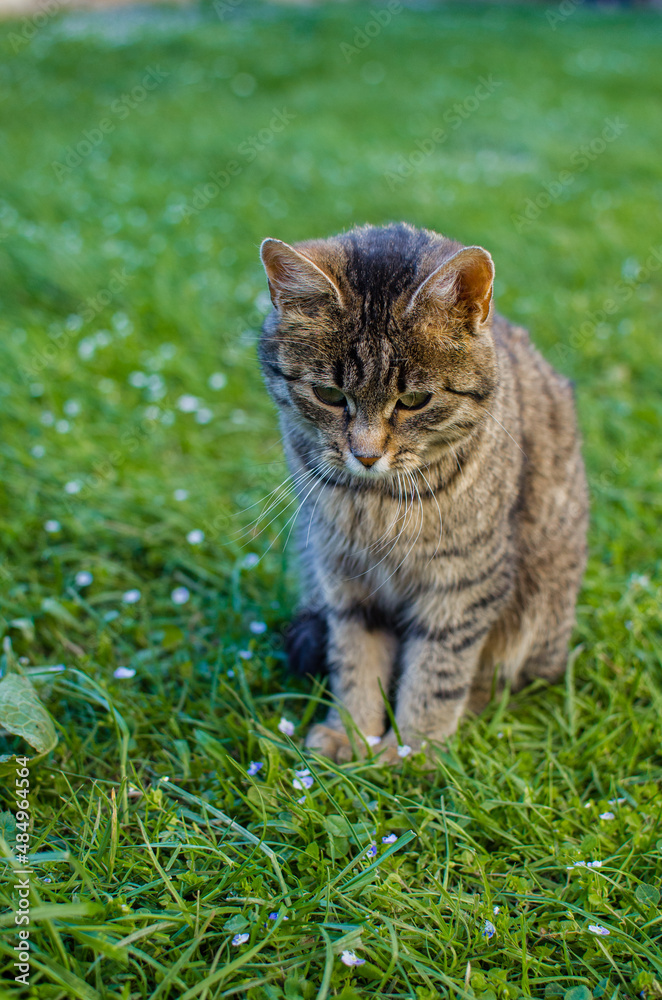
[284,608,328,677]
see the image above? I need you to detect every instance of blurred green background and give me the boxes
[0,3,661,997]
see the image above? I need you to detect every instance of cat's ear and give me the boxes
[260,238,343,311]
[406,246,494,329]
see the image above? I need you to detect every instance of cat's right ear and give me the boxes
[260,238,343,311]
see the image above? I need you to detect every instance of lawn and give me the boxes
[0,2,661,997]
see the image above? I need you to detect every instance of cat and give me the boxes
[258,223,588,761]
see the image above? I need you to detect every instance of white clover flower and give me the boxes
[278,717,295,736]
[173,489,189,501]
[44,519,61,533]
[75,571,93,587]
[122,589,141,604]
[250,621,267,635]
[187,529,205,545]
[397,744,412,758]
[114,666,136,679]
[588,924,610,936]
[171,586,190,605]
[340,950,365,967]
[64,480,82,494]
[208,372,227,390]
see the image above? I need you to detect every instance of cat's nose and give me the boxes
[354,454,380,468]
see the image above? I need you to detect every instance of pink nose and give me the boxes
[355,454,379,468]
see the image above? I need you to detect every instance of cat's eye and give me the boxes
[397,391,432,411]
[313,386,346,407]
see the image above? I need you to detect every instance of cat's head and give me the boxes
[258,224,498,482]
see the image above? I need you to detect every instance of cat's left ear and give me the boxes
[406,246,494,329]
[260,238,343,311]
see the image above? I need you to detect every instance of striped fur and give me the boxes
[259,224,588,759]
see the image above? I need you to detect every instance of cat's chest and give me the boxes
[311,485,489,596]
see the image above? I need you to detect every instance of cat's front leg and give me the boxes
[305,608,397,760]
[386,629,487,753]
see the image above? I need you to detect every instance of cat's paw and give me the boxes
[305,723,351,762]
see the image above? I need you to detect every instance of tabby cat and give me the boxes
[258,224,588,761]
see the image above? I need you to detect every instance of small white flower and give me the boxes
[56,420,71,434]
[599,812,615,821]
[397,744,412,758]
[588,924,610,936]
[122,589,141,604]
[114,666,136,679]
[171,586,190,605]
[497,731,504,739]
[44,519,61,533]
[365,735,381,747]
[250,621,267,634]
[608,797,626,805]
[238,649,253,660]
[75,571,93,587]
[209,372,227,390]
[243,553,259,569]
[340,950,365,967]
[587,860,603,868]
[382,833,397,844]
[31,444,45,458]
[195,407,213,424]
[64,480,82,494]
[187,529,205,545]
[173,489,189,501]
[231,932,249,946]
[278,717,295,736]
[64,399,81,417]
[493,905,500,914]
[176,394,199,413]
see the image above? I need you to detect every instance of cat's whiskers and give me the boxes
[417,465,444,562]
[364,468,426,600]
[483,409,528,459]
[233,465,320,542]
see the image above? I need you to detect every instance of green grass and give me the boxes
[1,2,661,997]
